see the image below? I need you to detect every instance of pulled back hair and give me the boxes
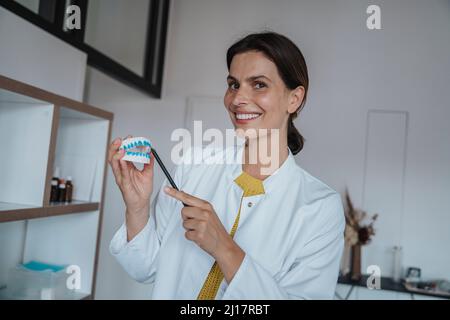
[227,32,309,155]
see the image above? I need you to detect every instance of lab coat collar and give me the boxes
[228,143,297,195]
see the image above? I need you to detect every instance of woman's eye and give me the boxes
[254,82,267,89]
[228,82,239,90]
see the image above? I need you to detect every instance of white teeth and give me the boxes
[235,113,261,120]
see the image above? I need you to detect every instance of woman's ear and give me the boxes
[287,85,305,114]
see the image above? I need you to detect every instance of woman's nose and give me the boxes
[232,88,250,106]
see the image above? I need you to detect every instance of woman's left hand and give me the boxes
[164,186,234,259]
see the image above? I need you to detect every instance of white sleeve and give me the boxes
[222,194,345,300]
[109,162,185,283]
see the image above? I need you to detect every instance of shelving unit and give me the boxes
[0,74,113,299]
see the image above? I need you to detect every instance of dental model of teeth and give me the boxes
[119,137,152,164]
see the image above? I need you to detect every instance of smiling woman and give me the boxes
[108,31,345,300]
[225,32,309,157]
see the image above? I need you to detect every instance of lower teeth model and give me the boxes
[119,137,151,164]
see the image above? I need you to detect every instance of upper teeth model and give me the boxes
[236,113,260,120]
[119,137,151,164]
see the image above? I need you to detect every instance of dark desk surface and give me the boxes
[338,274,450,299]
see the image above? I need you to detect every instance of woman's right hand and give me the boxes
[108,136,155,215]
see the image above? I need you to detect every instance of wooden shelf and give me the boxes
[0,75,113,121]
[0,201,99,223]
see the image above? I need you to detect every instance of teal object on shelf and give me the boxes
[21,261,65,272]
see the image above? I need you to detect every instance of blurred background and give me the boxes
[0,0,449,300]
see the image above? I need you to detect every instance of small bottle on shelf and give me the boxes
[65,177,73,203]
[50,167,60,202]
[58,179,66,203]
[50,180,59,202]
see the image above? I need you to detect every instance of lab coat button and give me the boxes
[247,202,253,207]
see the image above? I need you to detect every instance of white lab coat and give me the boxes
[110,143,345,299]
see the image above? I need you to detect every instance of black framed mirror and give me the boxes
[1,0,170,98]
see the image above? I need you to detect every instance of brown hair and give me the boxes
[226,32,309,155]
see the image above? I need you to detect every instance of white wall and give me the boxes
[87,0,450,299]
[0,7,86,101]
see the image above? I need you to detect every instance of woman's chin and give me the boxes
[234,123,260,133]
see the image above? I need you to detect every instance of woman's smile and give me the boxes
[234,111,263,124]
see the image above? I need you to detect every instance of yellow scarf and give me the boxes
[197,171,265,300]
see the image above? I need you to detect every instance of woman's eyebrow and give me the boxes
[226,75,272,82]
[248,75,272,82]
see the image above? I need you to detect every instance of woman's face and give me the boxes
[224,50,303,138]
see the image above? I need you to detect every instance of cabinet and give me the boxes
[0,75,113,299]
